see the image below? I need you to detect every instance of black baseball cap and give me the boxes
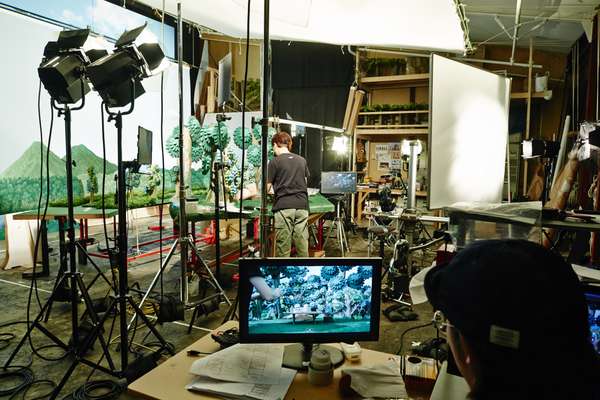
[424,239,590,352]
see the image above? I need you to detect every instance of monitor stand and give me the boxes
[282,343,344,370]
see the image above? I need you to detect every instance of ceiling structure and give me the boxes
[463,0,600,53]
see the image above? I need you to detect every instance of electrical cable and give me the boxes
[66,380,124,400]
[158,0,166,315]
[396,322,434,356]
[238,0,251,257]
[24,90,68,363]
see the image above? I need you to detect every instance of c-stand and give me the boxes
[4,93,119,400]
[98,82,173,372]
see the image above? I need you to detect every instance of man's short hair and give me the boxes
[271,131,293,151]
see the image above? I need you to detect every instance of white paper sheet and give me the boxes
[187,367,296,400]
[189,344,285,384]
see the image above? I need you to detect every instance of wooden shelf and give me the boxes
[359,110,428,115]
[360,73,429,87]
[356,128,429,140]
[510,90,552,100]
[358,124,428,129]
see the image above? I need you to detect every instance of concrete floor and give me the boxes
[0,216,439,399]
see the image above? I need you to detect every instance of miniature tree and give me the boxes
[86,166,98,203]
[145,165,161,199]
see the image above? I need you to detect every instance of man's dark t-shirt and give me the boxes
[267,153,309,212]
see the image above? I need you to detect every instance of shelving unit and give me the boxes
[359,73,430,87]
[510,90,552,100]
[350,52,431,222]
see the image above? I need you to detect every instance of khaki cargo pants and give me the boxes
[274,209,309,257]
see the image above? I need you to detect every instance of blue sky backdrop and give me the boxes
[1,0,175,57]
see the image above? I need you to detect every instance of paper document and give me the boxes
[189,344,285,384]
[187,367,296,400]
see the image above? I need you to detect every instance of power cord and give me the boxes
[24,86,68,363]
[63,380,124,400]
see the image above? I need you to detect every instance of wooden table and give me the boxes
[12,207,118,278]
[356,187,427,224]
[128,321,430,400]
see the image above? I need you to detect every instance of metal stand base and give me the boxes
[130,235,231,331]
[324,199,351,256]
[4,272,119,399]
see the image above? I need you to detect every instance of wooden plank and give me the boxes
[356,128,429,135]
[342,86,357,131]
[346,90,365,135]
[359,110,429,115]
[360,73,429,86]
[357,124,429,129]
[510,90,552,99]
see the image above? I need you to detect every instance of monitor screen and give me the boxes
[239,258,381,344]
[321,172,357,194]
[585,284,600,355]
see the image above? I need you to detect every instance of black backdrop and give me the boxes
[271,41,354,187]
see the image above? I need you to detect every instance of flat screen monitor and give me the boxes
[584,284,600,355]
[321,172,357,194]
[239,257,381,369]
[217,53,232,107]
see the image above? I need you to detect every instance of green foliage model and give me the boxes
[166,118,278,198]
[0,176,84,215]
[145,165,161,198]
[86,166,98,202]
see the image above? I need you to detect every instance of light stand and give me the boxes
[324,196,351,256]
[213,111,231,283]
[259,0,270,257]
[130,3,231,328]
[4,93,119,400]
[102,82,172,372]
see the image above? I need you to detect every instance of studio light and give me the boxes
[38,28,108,104]
[401,139,422,157]
[87,23,169,108]
[521,139,559,159]
[332,135,349,155]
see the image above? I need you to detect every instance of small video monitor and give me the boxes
[320,171,357,194]
[217,53,232,107]
[584,284,600,355]
[239,257,381,369]
[137,126,152,165]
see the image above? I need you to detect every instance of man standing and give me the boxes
[267,131,310,257]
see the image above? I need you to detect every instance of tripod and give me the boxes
[4,98,120,399]
[324,195,351,256]
[130,128,231,330]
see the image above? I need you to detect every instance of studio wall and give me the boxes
[0,8,191,217]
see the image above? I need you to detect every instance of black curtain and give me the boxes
[271,41,354,187]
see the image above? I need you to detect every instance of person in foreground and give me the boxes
[425,239,600,399]
[267,131,310,257]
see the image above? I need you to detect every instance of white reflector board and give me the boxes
[137,0,467,53]
[428,55,511,209]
